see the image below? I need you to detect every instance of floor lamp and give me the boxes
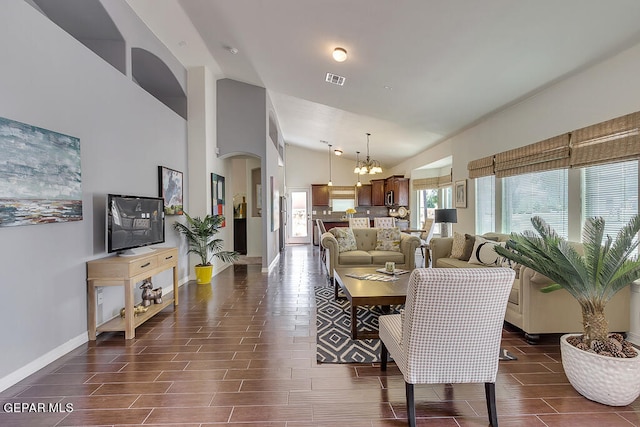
[434,208,457,238]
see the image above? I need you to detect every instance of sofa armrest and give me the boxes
[321,232,339,276]
[400,232,421,269]
[430,237,454,267]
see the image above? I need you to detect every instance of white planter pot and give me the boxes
[561,334,640,406]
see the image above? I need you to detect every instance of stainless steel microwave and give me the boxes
[385,190,394,206]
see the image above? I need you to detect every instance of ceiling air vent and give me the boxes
[325,72,346,86]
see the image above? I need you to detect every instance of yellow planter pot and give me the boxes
[195,265,213,284]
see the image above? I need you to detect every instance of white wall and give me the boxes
[0,0,189,390]
[391,41,640,235]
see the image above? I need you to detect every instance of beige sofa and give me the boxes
[321,227,420,279]
[430,232,630,343]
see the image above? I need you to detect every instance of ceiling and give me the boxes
[128,0,640,169]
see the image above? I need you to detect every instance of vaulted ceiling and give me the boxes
[128,0,640,168]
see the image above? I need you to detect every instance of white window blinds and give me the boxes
[583,160,638,237]
[475,176,495,235]
[503,169,568,238]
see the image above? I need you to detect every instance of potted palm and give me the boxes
[173,212,238,284]
[495,215,640,406]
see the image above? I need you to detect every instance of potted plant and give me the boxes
[173,212,238,284]
[495,215,640,406]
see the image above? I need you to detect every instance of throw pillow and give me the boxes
[468,237,506,266]
[329,227,357,253]
[375,227,402,252]
[450,232,466,259]
[459,234,477,261]
[500,239,522,277]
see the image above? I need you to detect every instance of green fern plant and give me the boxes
[495,215,640,345]
[173,213,238,266]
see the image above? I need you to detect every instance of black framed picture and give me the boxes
[158,166,183,215]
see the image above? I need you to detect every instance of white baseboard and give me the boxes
[627,332,640,346]
[0,332,88,393]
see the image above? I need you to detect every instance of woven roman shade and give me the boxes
[494,134,570,178]
[570,111,640,168]
[467,155,494,178]
[328,186,355,199]
[413,171,452,190]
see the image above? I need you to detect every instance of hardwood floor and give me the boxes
[1,244,639,426]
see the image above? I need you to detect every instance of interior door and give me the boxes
[288,188,310,244]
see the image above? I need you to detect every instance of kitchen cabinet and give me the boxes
[311,184,330,206]
[385,176,409,206]
[356,184,372,206]
[371,179,385,206]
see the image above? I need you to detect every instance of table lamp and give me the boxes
[434,208,457,238]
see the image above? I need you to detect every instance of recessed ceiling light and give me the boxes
[332,47,347,62]
[384,85,393,90]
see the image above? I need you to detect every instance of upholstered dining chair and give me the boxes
[418,218,435,267]
[379,268,515,427]
[348,217,370,228]
[373,217,396,228]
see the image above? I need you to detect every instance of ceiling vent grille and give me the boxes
[325,72,346,86]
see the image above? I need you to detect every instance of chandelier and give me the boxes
[353,133,383,175]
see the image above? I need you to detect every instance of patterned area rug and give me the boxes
[315,286,400,363]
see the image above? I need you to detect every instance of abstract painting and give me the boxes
[0,116,82,227]
[211,173,225,227]
[158,166,183,215]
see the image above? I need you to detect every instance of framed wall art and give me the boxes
[455,179,467,208]
[158,166,183,215]
[0,116,82,227]
[211,173,226,226]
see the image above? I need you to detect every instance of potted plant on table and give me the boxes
[495,215,640,406]
[173,212,238,284]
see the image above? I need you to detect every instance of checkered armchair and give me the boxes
[379,268,515,427]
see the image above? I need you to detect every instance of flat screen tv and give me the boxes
[107,194,165,256]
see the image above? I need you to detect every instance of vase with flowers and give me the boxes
[345,208,356,219]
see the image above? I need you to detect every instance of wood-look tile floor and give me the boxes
[1,244,639,426]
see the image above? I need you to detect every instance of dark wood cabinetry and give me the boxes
[371,179,385,206]
[356,184,372,206]
[385,176,409,206]
[234,218,247,255]
[311,184,330,206]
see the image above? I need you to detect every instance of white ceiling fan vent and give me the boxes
[325,72,346,86]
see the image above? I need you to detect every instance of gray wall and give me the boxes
[0,0,188,388]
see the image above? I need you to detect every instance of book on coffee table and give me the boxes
[375,268,410,275]
[345,273,399,282]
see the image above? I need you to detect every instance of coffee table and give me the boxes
[333,267,412,340]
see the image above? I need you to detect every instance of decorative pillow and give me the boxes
[500,239,522,277]
[468,237,506,266]
[450,232,466,259]
[375,227,402,252]
[459,234,477,261]
[330,227,357,253]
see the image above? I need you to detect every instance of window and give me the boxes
[503,169,568,237]
[417,189,438,227]
[583,160,638,237]
[475,175,495,234]
[331,199,355,212]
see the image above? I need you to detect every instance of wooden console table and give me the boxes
[86,247,179,340]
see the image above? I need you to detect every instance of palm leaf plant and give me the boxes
[495,214,640,347]
[173,213,238,266]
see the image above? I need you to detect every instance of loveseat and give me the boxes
[430,232,630,343]
[321,227,420,279]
